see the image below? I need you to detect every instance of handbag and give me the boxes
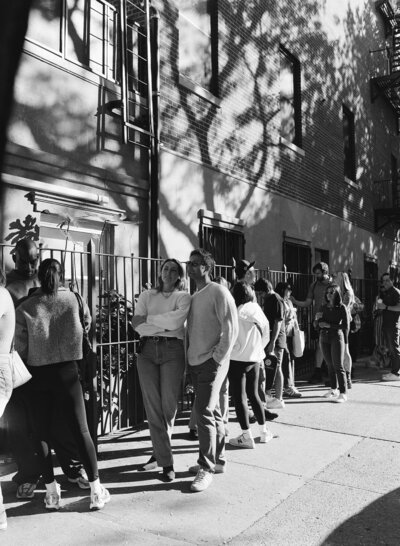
[292,320,305,358]
[10,349,32,389]
[73,292,95,386]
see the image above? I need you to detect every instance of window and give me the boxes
[178,0,218,95]
[283,239,311,275]
[27,0,62,52]
[280,45,302,147]
[343,105,356,181]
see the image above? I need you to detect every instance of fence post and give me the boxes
[87,239,98,450]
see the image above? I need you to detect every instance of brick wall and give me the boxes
[154,0,400,236]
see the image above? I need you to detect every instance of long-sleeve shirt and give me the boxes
[187,283,238,367]
[15,287,91,366]
[134,290,191,339]
[230,302,269,362]
[317,303,349,343]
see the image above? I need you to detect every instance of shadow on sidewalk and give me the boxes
[322,487,400,545]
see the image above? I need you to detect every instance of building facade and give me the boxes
[1,0,400,283]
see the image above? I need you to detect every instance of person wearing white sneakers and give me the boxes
[15,259,110,511]
[0,270,16,531]
[375,273,400,382]
[316,284,349,403]
[228,283,273,449]
[186,249,238,492]
[254,278,286,410]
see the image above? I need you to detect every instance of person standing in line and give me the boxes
[228,282,273,449]
[6,239,90,500]
[376,273,400,381]
[186,249,238,492]
[234,260,256,286]
[275,282,302,398]
[317,284,349,403]
[254,278,286,410]
[132,259,191,481]
[15,259,110,510]
[291,262,331,384]
[332,272,355,388]
[0,269,15,531]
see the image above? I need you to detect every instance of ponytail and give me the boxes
[38,258,63,295]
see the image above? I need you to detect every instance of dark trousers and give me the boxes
[383,325,400,374]
[228,361,265,429]
[320,330,347,394]
[28,361,98,483]
[6,383,85,484]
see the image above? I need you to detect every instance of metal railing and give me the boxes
[1,243,378,438]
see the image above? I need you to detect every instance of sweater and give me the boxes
[230,302,269,362]
[134,290,191,339]
[187,283,238,367]
[15,287,91,366]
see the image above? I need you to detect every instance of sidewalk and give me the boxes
[1,361,400,545]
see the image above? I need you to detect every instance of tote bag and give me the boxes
[11,350,32,388]
[292,322,305,358]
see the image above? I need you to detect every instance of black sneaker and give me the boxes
[265,409,278,421]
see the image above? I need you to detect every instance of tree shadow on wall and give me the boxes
[322,488,400,545]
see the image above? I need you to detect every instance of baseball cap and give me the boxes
[235,259,256,279]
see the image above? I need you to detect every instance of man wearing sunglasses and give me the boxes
[186,249,238,492]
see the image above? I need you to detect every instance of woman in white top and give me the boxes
[228,283,273,449]
[132,259,191,482]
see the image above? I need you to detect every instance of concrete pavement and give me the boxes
[1,361,400,545]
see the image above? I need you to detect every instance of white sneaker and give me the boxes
[382,372,400,381]
[267,398,285,409]
[0,505,7,531]
[190,468,213,492]
[229,433,255,449]
[260,430,274,443]
[44,483,61,510]
[334,393,347,403]
[323,389,338,399]
[90,486,111,510]
[266,394,275,403]
[189,463,226,474]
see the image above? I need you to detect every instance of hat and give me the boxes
[235,259,256,279]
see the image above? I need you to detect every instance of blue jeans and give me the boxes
[320,330,347,394]
[189,358,229,472]
[383,324,400,374]
[137,338,185,467]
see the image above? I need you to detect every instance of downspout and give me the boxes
[149,5,160,261]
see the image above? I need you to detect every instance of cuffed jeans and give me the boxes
[320,330,347,394]
[137,338,185,467]
[383,324,400,374]
[189,358,229,472]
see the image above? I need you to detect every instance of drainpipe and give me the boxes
[149,5,160,261]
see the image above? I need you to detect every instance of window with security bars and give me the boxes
[280,44,302,147]
[200,225,244,267]
[26,0,152,147]
[343,104,356,181]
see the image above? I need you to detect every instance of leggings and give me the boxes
[228,360,265,430]
[28,361,98,483]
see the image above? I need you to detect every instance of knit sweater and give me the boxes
[230,302,269,362]
[187,283,238,367]
[15,287,91,366]
[134,290,191,339]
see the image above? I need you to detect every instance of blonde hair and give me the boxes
[335,272,355,310]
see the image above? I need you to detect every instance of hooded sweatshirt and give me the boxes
[230,301,270,362]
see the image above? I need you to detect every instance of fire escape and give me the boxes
[371,1,400,230]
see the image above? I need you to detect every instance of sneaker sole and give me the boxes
[228,441,255,449]
[90,494,111,511]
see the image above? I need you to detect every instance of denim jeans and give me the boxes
[320,330,347,394]
[137,338,185,467]
[383,325,400,374]
[189,358,229,472]
[189,374,229,432]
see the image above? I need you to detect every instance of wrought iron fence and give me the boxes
[1,242,378,439]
